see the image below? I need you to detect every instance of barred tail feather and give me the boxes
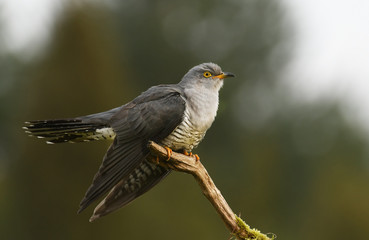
[24,119,115,144]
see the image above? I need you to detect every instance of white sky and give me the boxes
[282,0,369,129]
[0,0,369,129]
[0,0,62,54]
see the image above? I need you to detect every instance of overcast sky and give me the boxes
[282,0,369,130]
[1,0,369,129]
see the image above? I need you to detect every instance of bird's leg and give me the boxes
[164,147,173,161]
[183,150,200,162]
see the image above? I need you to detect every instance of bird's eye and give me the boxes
[203,71,212,78]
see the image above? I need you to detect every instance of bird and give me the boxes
[23,62,235,222]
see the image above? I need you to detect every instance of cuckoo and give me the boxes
[24,62,235,221]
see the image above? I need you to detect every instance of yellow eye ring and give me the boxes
[203,71,212,78]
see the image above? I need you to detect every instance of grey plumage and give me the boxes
[24,62,234,221]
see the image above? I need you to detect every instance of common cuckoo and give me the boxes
[24,62,234,221]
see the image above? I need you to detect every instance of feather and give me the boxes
[78,85,186,214]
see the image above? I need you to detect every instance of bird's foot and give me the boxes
[183,150,192,156]
[164,147,173,161]
[183,150,200,162]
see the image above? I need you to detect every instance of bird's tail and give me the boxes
[23,118,116,144]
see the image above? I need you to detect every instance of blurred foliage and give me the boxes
[1,0,369,240]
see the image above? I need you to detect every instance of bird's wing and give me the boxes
[78,86,186,212]
[89,160,170,221]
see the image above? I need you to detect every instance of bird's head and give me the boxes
[179,63,235,91]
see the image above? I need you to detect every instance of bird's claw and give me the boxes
[183,150,192,156]
[164,147,172,161]
[183,150,200,162]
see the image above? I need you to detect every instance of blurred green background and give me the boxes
[1,0,369,239]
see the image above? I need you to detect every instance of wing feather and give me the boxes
[78,86,186,212]
[89,160,170,221]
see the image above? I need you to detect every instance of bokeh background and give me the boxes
[1,0,369,239]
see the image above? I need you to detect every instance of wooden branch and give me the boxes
[147,141,275,240]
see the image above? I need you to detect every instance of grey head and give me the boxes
[179,62,235,91]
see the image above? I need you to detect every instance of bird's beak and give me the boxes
[213,72,235,79]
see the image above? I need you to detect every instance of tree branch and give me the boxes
[147,141,275,240]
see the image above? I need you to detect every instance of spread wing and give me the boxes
[78,85,186,213]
